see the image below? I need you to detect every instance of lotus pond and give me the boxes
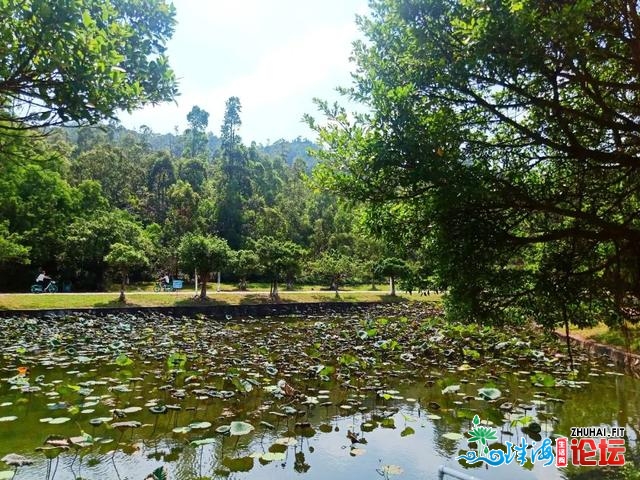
[0,304,638,480]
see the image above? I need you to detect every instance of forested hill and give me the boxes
[59,126,319,169]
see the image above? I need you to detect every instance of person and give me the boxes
[160,273,170,287]
[35,270,50,290]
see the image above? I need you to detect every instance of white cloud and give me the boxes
[119,0,367,143]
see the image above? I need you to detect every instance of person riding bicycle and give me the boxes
[160,273,170,288]
[35,269,51,290]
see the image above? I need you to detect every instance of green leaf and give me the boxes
[114,353,133,367]
[229,421,254,436]
[477,387,502,400]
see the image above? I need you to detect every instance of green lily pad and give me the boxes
[189,421,212,430]
[442,432,464,441]
[400,426,415,437]
[172,426,192,434]
[122,406,142,414]
[216,425,231,434]
[48,417,71,425]
[442,385,461,394]
[478,387,502,400]
[222,456,254,472]
[229,421,254,436]
[259,452,285,462]
[191,437,216,446]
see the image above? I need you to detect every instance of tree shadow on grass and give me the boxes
[92,297,145,308]
[379,295,408,303]
[238,294,287,305]
[174,296,231,307]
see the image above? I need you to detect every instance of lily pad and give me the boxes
[442,432,464,441]
[48,417,71,425]
[478,387,502,400]
[189,421,212,430]
[229,421,254,436]
[172,426,192,434]
[191,437,216,446]
[222,456,254,472]
[442,385,461,394]
[260,452,285,462]
[380,465,403,475]
[274,437,297,446]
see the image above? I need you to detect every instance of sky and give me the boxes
[118,0,369,145]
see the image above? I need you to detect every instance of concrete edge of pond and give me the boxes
[556,332,640,378]
[0,300,389,319]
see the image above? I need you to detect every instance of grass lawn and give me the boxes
[0,290,443,310]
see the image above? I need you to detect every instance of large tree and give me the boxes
[105,242,149,302]
[253,237,304,297]
[178,233,231,299]
[309,0,640,327]
[0,0,177,133]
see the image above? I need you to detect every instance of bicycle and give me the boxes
[153,282,174,292]
[30,280,58,293]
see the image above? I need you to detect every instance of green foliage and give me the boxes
[230,249,260,289]
[0,221,29,265]
[309,0,640,326]
[0,0,177,132]
[253,236,305,295]
[104,242,149,301]
[308,250,353,291]
[178,233,231,298]
[59,210,150,290]
[221,96,242,151]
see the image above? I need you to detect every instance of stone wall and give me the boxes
[0,301,384,320]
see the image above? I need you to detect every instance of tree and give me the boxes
[253,237,304,297]
[0,221,29,265]
[309,0,640,325]
[0,0,177,133]
[184,105,209,158]
[178,233,231,299]
[220,97,242,151]
[375,258,408,297]
[229,249,260,290]
[308,251,353,296]
[147,152,176,223]
[105,242,148,302]
[58,210,148,290]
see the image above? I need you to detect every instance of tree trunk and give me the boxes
[390,276,396,296]
[119,274,126,303]
[200,272,208,299]
[563,304,574,370]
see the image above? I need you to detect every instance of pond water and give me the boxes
[0,305,638,480]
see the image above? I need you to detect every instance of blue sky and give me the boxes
[118,0,369,144]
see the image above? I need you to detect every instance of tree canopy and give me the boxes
[0,0,177,132]
[309,0,640,326]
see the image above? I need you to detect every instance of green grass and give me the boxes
[560,322,640,354]
[0,290,442,310]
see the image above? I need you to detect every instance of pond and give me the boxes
[0,304,638,480]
